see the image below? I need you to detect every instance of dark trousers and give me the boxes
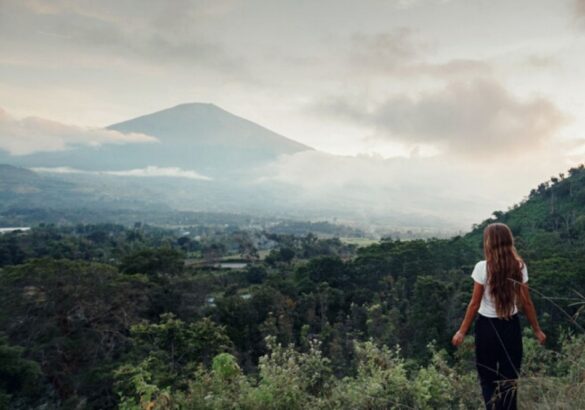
[475,313,523,410]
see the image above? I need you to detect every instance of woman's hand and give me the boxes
[534,329,547,345]
[453,282,483,348]
[451,330,465,347]
[519,284,546,345]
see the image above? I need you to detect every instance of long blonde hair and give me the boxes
[483,223,524,318]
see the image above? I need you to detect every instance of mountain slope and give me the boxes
[459,164,585,305]
[464,165,585,243]
[0,164,169,218]
[0,164,41,191]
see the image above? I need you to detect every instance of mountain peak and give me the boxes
[109,103,312,151]
[102,102,313,176]
[168,102,221,111]
[119,102,226,123]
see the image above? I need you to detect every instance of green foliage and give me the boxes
[325,341,411,409]
[0,258,150,408]
[120,247,185,276]
[116,335,585,410]
[212,353,241,381]
[265,247,295,265]
[411,346,455,409]
[407,276,451,357]
[0,336,43,408]
[115,313,232,403]
[258,336,331,401]
[115,358,174,410]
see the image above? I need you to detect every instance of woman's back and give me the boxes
[471,260,528,318]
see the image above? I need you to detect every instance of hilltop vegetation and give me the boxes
[1,166,585,409]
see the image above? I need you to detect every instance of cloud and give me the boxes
[253,150,494,228]
[104,166,211,180]
[522,55,559,70]
[0,107,158,155]
[349,29,426,71]
[30,166,88,174]
[347,30,491,79]
[254,147,573,230]
[576,0,585,19]
[32,165,211,180]
[316,78,568,158]
[8,0,244,74]
[386,0,454,10]
[415,59,493,78]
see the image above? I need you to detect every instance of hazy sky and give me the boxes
[1,0,585,227]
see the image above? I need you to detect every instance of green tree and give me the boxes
[0,336,43,408]
[120,247,185,276]
[115,313,232,402]
[0,259,148,408]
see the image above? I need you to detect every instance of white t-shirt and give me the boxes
[471,260,528,318]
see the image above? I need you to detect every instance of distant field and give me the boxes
[217,250,271,261]
[219,254,246,261]
[257,249,271,260]
[339,237,378,247]
[185,249,272,267]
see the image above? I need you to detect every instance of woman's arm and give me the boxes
[518,282,546,345]
[452,282,484,347]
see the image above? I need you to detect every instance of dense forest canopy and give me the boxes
[1,165,585,409]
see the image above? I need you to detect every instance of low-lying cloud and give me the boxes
[317,78,568,158]
[0,107,158,155]
[105,166,211,180]
[256,148,572,230]
[256,151,489,225]
[32,165,211,180]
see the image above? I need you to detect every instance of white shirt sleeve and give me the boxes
[471,261,486,285]
[521,262,528,283]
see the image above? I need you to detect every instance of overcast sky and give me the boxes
[1,0,585,227]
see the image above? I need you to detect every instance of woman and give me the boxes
[452,223,546,410]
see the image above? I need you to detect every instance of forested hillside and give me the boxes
[1,166,585,409]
